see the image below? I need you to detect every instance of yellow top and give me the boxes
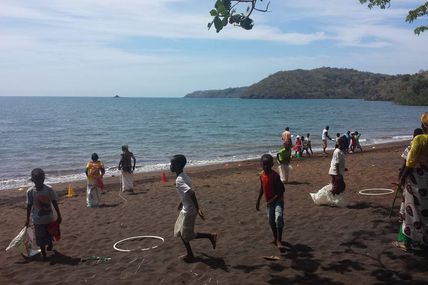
[406,134,428,168]
[86,161,104,181]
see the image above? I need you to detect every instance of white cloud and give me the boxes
[0,0,426,96]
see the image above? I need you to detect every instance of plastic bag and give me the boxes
[310,184,347,207]
[5,226,40,257]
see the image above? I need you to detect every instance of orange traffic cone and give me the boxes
[66,183,74,198]
[161,172,167,183]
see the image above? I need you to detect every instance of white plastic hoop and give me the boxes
[358,188,394,196]
[113,236,165,252]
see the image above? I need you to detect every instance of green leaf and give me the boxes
[230,14,242,24]
[414,26,428,35]
[213,16,223,33]
[222,16,229,26]
[207,22,213,29]
[222,0,231,10]
[217,4,227,16]
[210,9,218,16]
[240,17,254,30]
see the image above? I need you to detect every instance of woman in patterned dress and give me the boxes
[395,113,428,251]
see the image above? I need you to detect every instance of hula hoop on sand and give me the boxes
[358,188,394,196]
[113,236,165,252]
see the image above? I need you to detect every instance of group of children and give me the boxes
[336,130,363,153]
[23,150,286,261]
[23,126,355,261]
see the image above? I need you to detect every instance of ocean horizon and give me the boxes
[0,96,425,190]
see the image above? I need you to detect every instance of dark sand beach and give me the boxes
[1,141,427,284]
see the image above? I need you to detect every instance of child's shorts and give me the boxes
[174,211,196,242]
[266,200,284,228]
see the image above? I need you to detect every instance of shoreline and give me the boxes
[0,140,408,194]
[0,138,412,192]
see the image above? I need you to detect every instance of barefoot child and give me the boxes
[85,153,105,207]
[329,137,348,195]
[25,168,62,259]
[170,154,217,261]
[256,154,285,247]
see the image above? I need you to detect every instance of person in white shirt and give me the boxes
[322,126,334,155]
[304,133,313,156]
[328,136,348,195]
[170,154,217,261]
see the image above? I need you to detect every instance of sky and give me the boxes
[0,0,427,97]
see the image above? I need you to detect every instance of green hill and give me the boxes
[184,67,428,105]
[241,67,391,99]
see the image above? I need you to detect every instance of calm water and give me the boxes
[0,97,425,190]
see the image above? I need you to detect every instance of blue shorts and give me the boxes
[266,200,284,228]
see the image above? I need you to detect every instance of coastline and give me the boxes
[0,138,412,192]
[0,140,409,195]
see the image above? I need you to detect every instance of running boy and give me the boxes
[256,154,285,247]
[25,168,62,260]
[170,154,217,261]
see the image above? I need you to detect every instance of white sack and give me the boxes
[310,184,347,207]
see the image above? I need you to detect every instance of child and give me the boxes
[170,154,217,261]
[25,168,62,260]
[344,131,351,153]
[335,133,341,148]
[305,133,313,155]
[354,131,363,152]
[293,136,302,158]
[85,153,105,207]
[256,154,285,248]
[329,137,348,195]
[277,145,291,183]
[118,145,136,193]
[350,133,357,153]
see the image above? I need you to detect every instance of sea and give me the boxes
[0,97,425,190]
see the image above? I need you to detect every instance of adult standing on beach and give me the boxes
[85,153,105,208]
[395,113,428,251]
[281,127,292,148]
[322,126,334,155]
[118,145,136,193]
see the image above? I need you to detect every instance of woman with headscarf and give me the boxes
[85,153,105,208]
[118,145,136,193]
[394,113,428,251]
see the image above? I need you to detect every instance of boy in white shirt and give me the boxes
[329,137,348,195]
[170,154,217,261]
